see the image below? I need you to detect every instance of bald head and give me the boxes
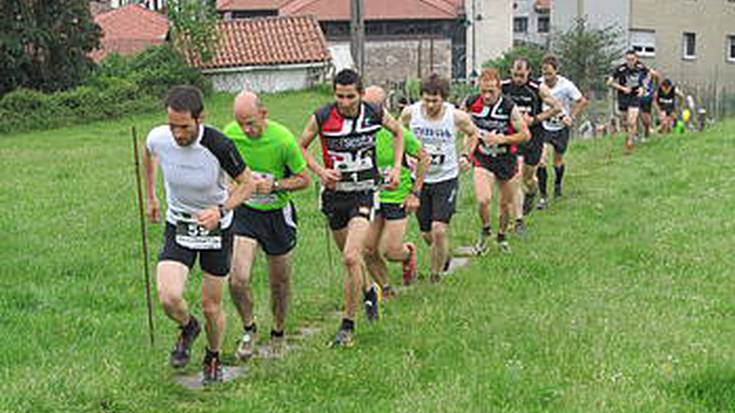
[234,90,267,138]
[363,85,387,106]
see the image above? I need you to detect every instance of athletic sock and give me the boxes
[482,225,492,236]
[244,323,257,333]
[204,347,219,362]
[497,233,507,243]
[554,164,565,186]
[537,167,548,197]
[270,329,284,338]
[340,318,355,331]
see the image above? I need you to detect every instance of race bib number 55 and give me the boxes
[175,217,222,250]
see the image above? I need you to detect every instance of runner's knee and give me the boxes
[201,295,223,317]
[342,248,362,269]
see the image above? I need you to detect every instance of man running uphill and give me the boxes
[299,69,404,347]
[362,85,430,295]
[144,86,254,384]
[223,91,311,360]
[465,68,531,253]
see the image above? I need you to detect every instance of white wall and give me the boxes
[466,0,513,76]
[552,0,628,34]
[206,67,318,94]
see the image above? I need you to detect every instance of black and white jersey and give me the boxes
[314,102,383,192]
[146,125,247,228]
[656,86,678,112]
[501,79,543,118]
[612,62,649,95]
[465,94,518,157]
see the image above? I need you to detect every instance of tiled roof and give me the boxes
[189,15,330,70]
[91,4,168,61]
[535,0,551,11]
[217,0,464,20]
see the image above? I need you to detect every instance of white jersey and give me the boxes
[540,75,582,132]
[409,102,458,184]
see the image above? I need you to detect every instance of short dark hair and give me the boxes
[625,49,637,56]
[541,54,559,70]
[661,78,672,88]
[512,58,530,71]
[333,69,363,93]
[165,85,204,118]
[420,73,450,99]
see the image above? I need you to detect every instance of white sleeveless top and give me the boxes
[409,102,458,184]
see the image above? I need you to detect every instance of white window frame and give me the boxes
[513,16,529,34]
[629,30,656,58]
[683,32,697,60]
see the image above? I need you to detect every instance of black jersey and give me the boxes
[465,94,518,157]
[656,86,677,112]
[612,62,649,95]
[500,79,543,117]
[314,102,383,192]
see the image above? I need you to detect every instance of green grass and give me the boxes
[1,90,734,412]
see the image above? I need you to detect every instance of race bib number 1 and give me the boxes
[175,217,222,250]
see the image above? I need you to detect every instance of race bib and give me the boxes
[330,148,376,192]
[478,142,508,157]
[424,143,447,166]
[175,216,222,250]
[247,171,278,206]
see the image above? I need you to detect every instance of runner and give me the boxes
[537,55,588,207]
[654,78,686,134]
[298,69,404,347]
[607,50,656,153]
[143,85,254,384]
[222,91,311,360]
[500,58,562,234]
[400,73,479,281]
[465,68,530,253]
[362,86,430,296]
[639,71,659,139]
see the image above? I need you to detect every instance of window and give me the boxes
[630,30,656,57]
[683,32,697,59]
[538,16,550,33]
[513,17,528,33]
[729,35,735,62]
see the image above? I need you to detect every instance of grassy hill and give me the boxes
[1,90,734,412]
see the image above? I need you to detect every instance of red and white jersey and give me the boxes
[314,102,383,192]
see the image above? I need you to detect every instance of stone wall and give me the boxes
[330,38,453,85]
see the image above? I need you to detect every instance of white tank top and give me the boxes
[409,102,458,184]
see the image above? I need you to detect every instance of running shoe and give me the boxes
[331,328,354,348]
[364,284,381,322]
[514,219,528,237]
[522,192,536,215]
[234,327,258,361]
[170,316,201,368]
[201,351,223,385]
[536,197,548,210]
[474,227,492,256]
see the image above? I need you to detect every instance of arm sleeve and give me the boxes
[201,128,247,179]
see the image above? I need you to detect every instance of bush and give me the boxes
[0,43,211,134]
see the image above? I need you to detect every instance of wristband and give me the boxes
[273,179,281,191]
[218,205,229,218]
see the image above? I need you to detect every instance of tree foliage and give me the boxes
[482,44,547,79]
[550,17,625,95]
[167,0,220,64]
[0,0,102,95]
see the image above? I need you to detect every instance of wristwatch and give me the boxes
[218,205,229,218]
[273,179,281,191]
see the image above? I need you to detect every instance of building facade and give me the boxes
[512,0,551,47]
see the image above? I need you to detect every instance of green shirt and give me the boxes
[377,127,422,204]
[223,120,307,211]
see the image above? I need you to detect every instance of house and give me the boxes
[552,0,735,93]
[90,3,169,62]
[512,0,551,48]
[217,0,512,83]
[188,15,331,93]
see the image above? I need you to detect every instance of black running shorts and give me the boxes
[158,222,234,277]
[377,202,407,221]
[232,203,298,256]
[544,127,571,155]
[320,189,375,231]
[416,178,458,233]
[473,153,518,181]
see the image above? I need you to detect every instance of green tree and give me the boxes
[0,0,101,95]
[550,17,625,95]
[482,44,547,78]
[167,0,220,64]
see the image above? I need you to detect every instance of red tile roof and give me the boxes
[535,0,551,11]
[91,4,168,62]
[189,15,330,70]
[218,0,464,20]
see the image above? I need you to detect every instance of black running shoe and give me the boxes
[537,197,548,210]
[522,192,536,216]
[331,328,354,348]
[201,351,223,385]
[170,316,201,368]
